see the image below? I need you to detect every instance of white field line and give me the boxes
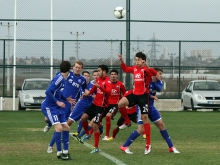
[70,134,126,165]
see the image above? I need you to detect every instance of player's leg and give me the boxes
[43,117,52,132]
[61,120,72,160]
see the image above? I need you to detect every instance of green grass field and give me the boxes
[0,111,220,165]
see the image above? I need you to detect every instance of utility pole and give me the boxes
[70,32,84,60]
[1,22,16,95]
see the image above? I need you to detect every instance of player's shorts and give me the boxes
[84,103,105,124]
[117,112,137,126]
[41,104,67,125]
[69,101,92,122]
[137,105,161,123]
[101,104,118,119]
[125,93,149,114]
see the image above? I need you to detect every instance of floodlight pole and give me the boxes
[70,32,84,60]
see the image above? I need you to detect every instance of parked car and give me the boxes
[181,80,220,111]
[16,78,51,110]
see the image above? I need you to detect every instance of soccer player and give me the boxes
[41,61,75,160]
[144,68,180,154]
[80,64,111,153]
[46,60,87,153]
[101,69,126,140]
[117,52,157,154]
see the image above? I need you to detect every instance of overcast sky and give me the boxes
[0,0,220,59]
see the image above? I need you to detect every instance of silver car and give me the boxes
[181,80,220,111]
[16,78,51,110]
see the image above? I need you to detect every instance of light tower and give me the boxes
[70,32,84,60]
[148,32,160,66]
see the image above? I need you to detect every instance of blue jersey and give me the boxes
[42,74,66,107]
[79,81,95,105]
[62,71,87,102]
[149,80,163,106]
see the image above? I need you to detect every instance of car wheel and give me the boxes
[19,100,26,110]
[191,99,197,111]
[181,100,187,111]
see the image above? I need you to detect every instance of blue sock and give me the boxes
[160,129,173,148]
[77,120,82,134]
[62,131,69,151]
[48,121,52,127]
[79,125,92,138]
[123,130,140,147]
[99,125,103,135]
[55,132,62,152]
[49,131,56,147]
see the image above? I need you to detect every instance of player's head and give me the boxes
[60,61,71,73]
[110,69,118,82]
[135,52,146,67]
[97,64,108,77]
[92,70,99,81]
[73,60,84,75]
[82,71,90,83]
[154,68,163,81]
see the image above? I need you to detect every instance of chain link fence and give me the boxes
[0,0,220,102]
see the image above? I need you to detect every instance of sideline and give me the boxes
[70,134,126,165]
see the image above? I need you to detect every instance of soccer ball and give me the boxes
[114,6,126,19]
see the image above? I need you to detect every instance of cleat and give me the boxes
[90,147,100,154]
[70,133,83,144]
[57,152,62,159]
[120,145,133,154]
[43,125,51,132]
[106,137,114,141]
[144,145,151,155]
[72,132,78,137]
[47,146,53,153]
[119,123,131,130]
[61,153,72,160]
[169,147,180,153]
[81,134,91,142]
[102,136,109,140]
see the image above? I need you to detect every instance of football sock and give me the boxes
[49,131,56,147]
[79,125,92,138]
[144,123,151,145]
[123,130,140,147]
[112,127,119,138]
[160,129,173,148]
[99,124,103,135]
[94,132,100,148]
[105,116,111,137]
[118,107,130,124]
[55,132,62,152]
[77,120,82,134]
[82,121,89,135]
[62,131,69,151]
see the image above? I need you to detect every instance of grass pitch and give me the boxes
[0,111,220,165]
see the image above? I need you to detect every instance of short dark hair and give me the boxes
[154,68,163,73]
[98,64,108,73]
[135,52,146,61]
[110,69,118,75]
[82,71,90,75]
[60,61,71,73]
[93,70,98,74]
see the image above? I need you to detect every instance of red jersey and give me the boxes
[108,81,126,105]
[120,63,157,94]
[124,89,137,114]
[89,76,111,107]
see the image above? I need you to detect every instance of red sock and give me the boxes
[82,121,89,135]
[118,107,130,124]
[89,128,94,136]
[112,128,119,138]
[144,123,151,146]
[94,132,100,148]
[105,116,111,137]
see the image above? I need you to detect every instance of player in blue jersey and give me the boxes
[145,68,180,154]
[46,60,88,153]
[41,61,75,160]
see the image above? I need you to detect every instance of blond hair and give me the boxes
[73,60,84,68]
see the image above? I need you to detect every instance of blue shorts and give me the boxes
[41,103,67,125]
[68,101,91,122]
[137,106,161,123]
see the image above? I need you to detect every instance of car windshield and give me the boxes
[193,82,220,91]
[23,80,50,90]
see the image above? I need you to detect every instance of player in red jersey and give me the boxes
[101,69,126,140]
[106,89,137,141]
[80,64,111,153]
[117,52,157,154]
